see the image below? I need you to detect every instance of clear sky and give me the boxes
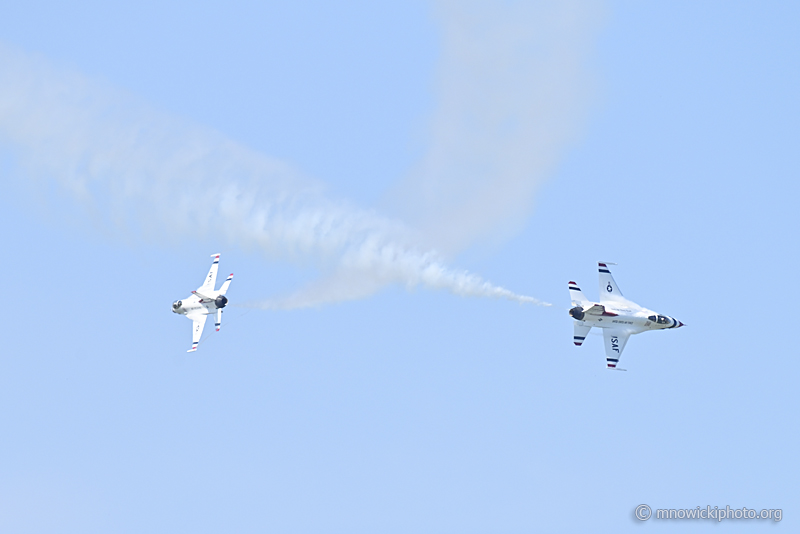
[0,1,797,532]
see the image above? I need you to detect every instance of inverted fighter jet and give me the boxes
[568,262,683,370]
[172,253,234,352]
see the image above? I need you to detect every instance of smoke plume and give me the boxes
[0,3,602,308]
[0,43,549,308]
[392,0,603,254]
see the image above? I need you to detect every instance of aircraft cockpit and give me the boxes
[648,315,672,325]
[172,300,182,312]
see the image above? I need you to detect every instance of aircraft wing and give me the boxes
[602,328,631,370]
[598,262,627,305]
[187,313,207,353]
[199,254,221,292]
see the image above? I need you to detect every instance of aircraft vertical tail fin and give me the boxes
[568,281,591,306]
[219,273,234,295]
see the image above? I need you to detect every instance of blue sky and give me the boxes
[1,1,797,532]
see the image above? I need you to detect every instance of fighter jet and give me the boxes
[568,262,683,370]
[171,253,234,352]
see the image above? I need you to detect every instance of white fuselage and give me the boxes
[174,253,233,352]
[568,262,683,369]
[570,298,683,334]
[171,290,225,317]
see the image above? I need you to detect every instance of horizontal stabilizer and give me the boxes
[573,323,591,346]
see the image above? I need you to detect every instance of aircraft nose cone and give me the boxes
[678,320,685,327]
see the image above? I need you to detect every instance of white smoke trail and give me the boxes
[243,246,549,309]
[0,43,549,308]
[389,0,604,254]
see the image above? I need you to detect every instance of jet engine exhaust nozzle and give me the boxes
[214,295,228,309]
[569,306,585,321]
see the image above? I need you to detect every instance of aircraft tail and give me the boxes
[219,273,234,295]
[573,323,591,346]
[568,281,591,307]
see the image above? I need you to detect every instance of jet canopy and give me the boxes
[648,315,671,325]
[172,300,182,310]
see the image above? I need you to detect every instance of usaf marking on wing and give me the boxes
[172,254,234,352]
[568,262,683,371]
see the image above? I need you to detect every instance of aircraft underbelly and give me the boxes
[584,314,643,329]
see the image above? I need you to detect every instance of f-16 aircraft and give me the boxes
[172,254,234,352]
[568,262,683,370]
